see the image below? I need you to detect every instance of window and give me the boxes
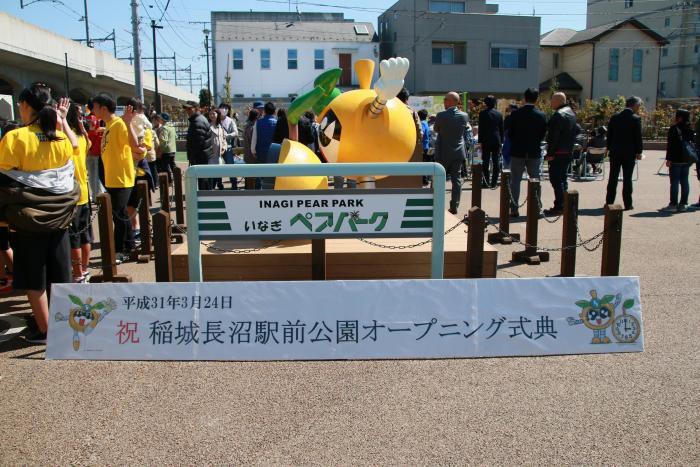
[490,46,527,69]
[694,44,699,53]
[553,53,559,69]
[692,79,696,89]
[314,49,324,69]
[664,17,670,27]
[232,49,243,70]
[354,25,369,35]
[659,81,665,92]
[260,49,270,70]
[662,47,668,57]
[632,49,643,82]
[432,42,466,64]
[287,49,297,69]
[608,48,619,81]
[624,0,633,8]
[429,1,465,13]
[261,94,271,98]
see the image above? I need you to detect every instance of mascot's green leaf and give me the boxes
[93,302,105,309]
[601,295,615,304]
[623,298,635,309]
[314,88,341,114]
[314,68,342,93]
[287,68,342,124]
[288,87,324,124]
[575,300,590,308]
[69,295,83,306]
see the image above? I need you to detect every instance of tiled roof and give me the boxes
[214,21,376,42]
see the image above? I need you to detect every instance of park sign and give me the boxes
[196,189,434,239]
[46,276,643,361]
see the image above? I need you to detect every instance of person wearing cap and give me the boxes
[155,112,177,182]
[183,101,216,190]
[253,101,264,116]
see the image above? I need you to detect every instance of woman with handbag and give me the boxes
[663,109,696,212]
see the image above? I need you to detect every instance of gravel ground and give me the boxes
[0,151,698,464]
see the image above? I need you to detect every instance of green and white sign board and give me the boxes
[197,189,434,240]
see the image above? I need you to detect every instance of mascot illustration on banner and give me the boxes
[274,57,416,190]
[569,290,641,344]
[54,295,117,351]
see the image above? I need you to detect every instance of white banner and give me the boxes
[46,277,643,361]
[196,189,434,239]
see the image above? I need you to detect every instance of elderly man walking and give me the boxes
[544,92,579,215]
[434,92,469,214]
[605,96,643,210]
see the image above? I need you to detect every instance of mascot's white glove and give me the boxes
[374,57,410,104]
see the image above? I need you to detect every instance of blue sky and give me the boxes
[4,0,587,92]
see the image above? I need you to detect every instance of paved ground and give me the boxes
[0,151,698,464]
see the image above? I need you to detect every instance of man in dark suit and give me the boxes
[434,91,470,214]
[606,96,643,210]
[478,95,504,188]
[505,87,547,217]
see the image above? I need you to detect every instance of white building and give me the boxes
[540,19,667,108]
[586,0,699,100]
[211,12,379,103]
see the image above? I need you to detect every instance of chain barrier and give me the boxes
[576,224,606,252]
[71,201,100,236]
[169,222,280,254]
[484,218,611,253]
[536,194,563,224]
[357,217,467,250]
[202,240,283,254]
[480,171,498,191]
[505,177,528,209]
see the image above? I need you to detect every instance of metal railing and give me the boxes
[184,162,447,282]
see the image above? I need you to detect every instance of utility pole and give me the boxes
[82,0,91,47]
[150,20,164,112]
[130,0,144,101]
[64,53,70,93]
[203,28,211,104]
[190,21,212,103]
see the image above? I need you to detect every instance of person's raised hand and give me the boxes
[56,97,70,120]
[122,105,134,124]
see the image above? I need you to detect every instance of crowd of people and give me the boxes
[429,87,699,216]
[0,81,697,345]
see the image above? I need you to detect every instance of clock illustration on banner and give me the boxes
[612,298,641,343]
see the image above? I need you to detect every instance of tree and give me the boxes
[222,72,232,106]
[198,88,212,108]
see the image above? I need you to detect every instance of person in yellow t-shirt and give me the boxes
[0,84,79,344]
[66,103,93,283]
[89,93,141,261]
[125,98,154,238]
